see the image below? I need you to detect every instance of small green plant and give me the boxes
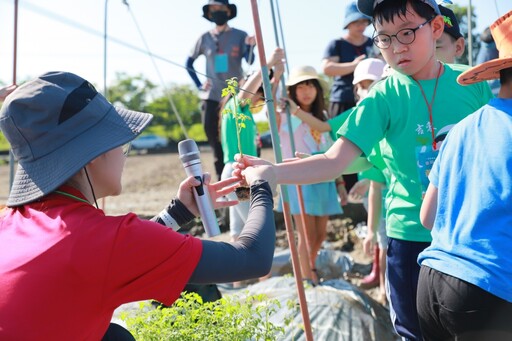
[221,77,252,157]
[121,292,287,340]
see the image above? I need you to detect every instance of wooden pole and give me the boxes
[250,1,314,340]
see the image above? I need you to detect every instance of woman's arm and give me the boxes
[189,180,275,283]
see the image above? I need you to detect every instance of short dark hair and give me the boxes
[373,0,436,25]
[500,67,512,86]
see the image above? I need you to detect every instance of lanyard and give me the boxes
[413,62,443,150]
[54,190,91,205]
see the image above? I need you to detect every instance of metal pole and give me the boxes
[250,1,314,340]
[269,0,317,284]
[9,0,19,190]
[101,0,109,210]
[467,0,473,66]
[103,0,109,97]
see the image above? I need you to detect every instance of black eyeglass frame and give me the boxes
[372,17,434,49]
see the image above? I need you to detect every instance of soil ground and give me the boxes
[0,146,382,302]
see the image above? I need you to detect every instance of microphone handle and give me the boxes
[192,175,221,237]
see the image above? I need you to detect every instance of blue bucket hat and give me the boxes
[0,71,153,206]
[343,2,371,29]
[357,0,440,17]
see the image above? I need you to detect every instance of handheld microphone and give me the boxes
[178,139,221,237]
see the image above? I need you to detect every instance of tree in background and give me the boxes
[448,4,478,65]
[108,73,203,142]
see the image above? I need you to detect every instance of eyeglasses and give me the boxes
[122,142,132,157]
[372,17,434,49]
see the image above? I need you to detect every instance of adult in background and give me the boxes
[322,1,373,192]
[186,0,256,180]
[476,26,501,96]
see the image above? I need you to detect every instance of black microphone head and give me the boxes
[178,139,200,163]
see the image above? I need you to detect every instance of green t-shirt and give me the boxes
[221,97,258,163]
[338,63,493,242]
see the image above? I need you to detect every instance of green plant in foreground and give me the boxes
[121,292,287,340]
[221,77,252,157]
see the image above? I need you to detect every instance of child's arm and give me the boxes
[239,48,285,102]
[274,136,362,184]
[322,55,366,78]
[292,108,331,132]
[363,180,384,256]
[420,183,438,230]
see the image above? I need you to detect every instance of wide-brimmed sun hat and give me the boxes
[285,66,329,93]
[202,0,237,21]
[357,0,440,17]
[353,58,386,85]
[458,10,512,85]
[343,2,371,29]
[0,71,153,206]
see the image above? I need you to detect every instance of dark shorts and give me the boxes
[417,265,512,341]
[386,238,430,341]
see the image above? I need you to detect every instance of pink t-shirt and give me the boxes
[0,186,202,340]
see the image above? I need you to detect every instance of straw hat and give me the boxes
[458,10,512,85]
[0,71,153,206]
[285,66,329,93]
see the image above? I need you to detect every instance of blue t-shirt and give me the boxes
[418,98,512,302]
[323,37,374,103]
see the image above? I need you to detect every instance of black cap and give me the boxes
[439,5,463,40]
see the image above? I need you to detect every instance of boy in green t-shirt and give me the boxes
[235,1,492,339]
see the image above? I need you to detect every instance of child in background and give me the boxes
[291,58,386,206]
[220,48,284,243]
[235,1,493,339]
[278,66,342,281]
[418,11,512,339]
[436,5,465,64]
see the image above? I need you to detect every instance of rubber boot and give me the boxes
[360,245,380,289]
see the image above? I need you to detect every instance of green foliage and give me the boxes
[107,73,202,141]
[256,121,270,134]
[221,77,252,157]
[187,123,207,142]
[121,292,286,340]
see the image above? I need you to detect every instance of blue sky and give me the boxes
[0,0,510,90]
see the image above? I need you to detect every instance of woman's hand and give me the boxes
[242,165,277,196]
[176,174,240,216]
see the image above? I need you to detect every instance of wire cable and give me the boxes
[122,1,189,138]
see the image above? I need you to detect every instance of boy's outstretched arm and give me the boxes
[274,137,362,184]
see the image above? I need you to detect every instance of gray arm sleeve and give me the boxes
[188,180,276,284]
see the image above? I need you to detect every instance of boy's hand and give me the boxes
[363,231,376,256]
[233,154,273,177]
[349,178,370,201]
[176,174,239,216]
[0,84,17,101]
